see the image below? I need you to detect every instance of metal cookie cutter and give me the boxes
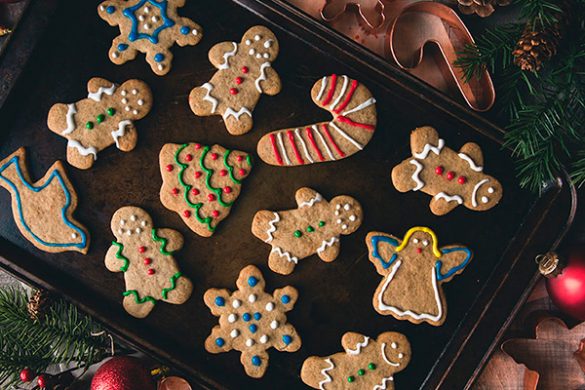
[320,0,386,30]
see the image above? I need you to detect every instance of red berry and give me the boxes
[435,166,444,175]
[237,155,244,162]
[138,246,146,253]
[19,368,34,383]
[171,188,179,195]
[191,188,200,196]
[219,169,227,176]
[416,248,422,254]
[183,210,191,218]
[446,171,455,180]
[208,194,216,201]
[235,77,243,84]
[194,143,201,149]
[458,176,467,184]
[229,88,238,95]
[212,210,220,217]
[238,168,246,176]
[143,258,152,265]
[194,171,202,178]
[242,66,249,73]
[185,154,193,162]
[223,186,232,194]
[210,153,219,160]
[147,269,155,275]
[165,164,173,172]
[37,374,48,389]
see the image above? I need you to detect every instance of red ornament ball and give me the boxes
[546,248,585,321]
[19,367,34,383]
[37,374,48,389]
[91,357,155,390]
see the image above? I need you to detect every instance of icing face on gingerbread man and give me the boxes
[252,187,363,275]
[366,227,472,326]
[391,126,503,216]
[105,206,193,318]
[301,331,411,390]
[189,25,281,135]
[47,78,152,170]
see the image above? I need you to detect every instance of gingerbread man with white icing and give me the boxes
[48,78,152,170]
[252,187,363,275]
[301,331,411,390]
[189,25,281,135]
[391,126,503,216]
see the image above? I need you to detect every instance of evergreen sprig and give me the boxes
[0,288,109,388]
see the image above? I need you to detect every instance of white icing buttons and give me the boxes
[488,187,495,194]
[254,35,261,41]
[132,89,138,95]
[228,314,237,323]
[245,39,251,45]
[413,238,419,244]
[398,353,404,359]
[230,329,239,338]
[71,232,78,239]
[422,240,429,246]
[259,335,268,343]
[130,215,137,221]
[344,204,351,210]
[481,196,489,204]
[341,224,348,230]
[119,219,126,226]
[232,299,241,308]
[270,320,279,329]
[349,215,356,221]
[248,294,257,303]
[135,228,141,234]
[245,339,255,347]
[391,342,397,349]
[249,49,255,55]
[265,302,274,311]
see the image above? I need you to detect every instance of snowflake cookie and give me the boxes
[366,227,472,326]
[203,265,301,378]
[252,187,363,275]
[98,0,203,76]
[301,331,411,389]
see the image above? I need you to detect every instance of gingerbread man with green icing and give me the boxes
[252,187,363,275]
[105,206,193,318]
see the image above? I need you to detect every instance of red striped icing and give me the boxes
[321,124,346,158]
[286,130,304,164]
[336,115,375,131]
[333,79,358,114]
[269,133,283,165]
[321,74,337,106]
[306,127,325,161]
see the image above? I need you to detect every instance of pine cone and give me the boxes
[513,25,561,72]
[27,289,51,321]
[457,0,510,17]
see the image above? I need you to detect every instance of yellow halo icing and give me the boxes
[395,226,441,258]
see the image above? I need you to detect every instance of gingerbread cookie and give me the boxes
[105,206,193,318]
[301,331,411,389]
[47,78,153,170]
[159,143,252,237]
[252,187,362,275]
[97,0,202,76]
[366,227,472,326]
[391,126,502,215]
[257,74,377,166]
[0,148,89,254]
[203,265,301,378]
[189,26,281,135]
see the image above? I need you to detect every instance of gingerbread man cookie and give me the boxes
[105,206,193,318]
[252,187,363,275]
[97,0,202,76]
[391,126,503,215]
[203,265,301,378]
[189,26,281,135]
[366,227,472,326]
[0,148,89,254]
[301,331,411,389]
[257,74,377,166]
[159,142,252,237]
[47,78,152,170]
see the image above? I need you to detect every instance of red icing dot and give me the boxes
[446,171,455,180]
[194,171,202,178]
[219,169,227,176]
[435,166,444,175]
[183,210,191,218]
[238,168,246,176]
[147,269,155,275]
[210,153,219,160]
[223,186,232,194]
[458,176,467,184]
[242,66,249,73]
[185,154,193,162]
[165,164,173,172]
[191,188,200,196]
[236,155,244,162]
[143,258,152,265]
[235,77,243,85]
[229,88,239,95]
[416,248,422,254]
[208,194,216,201]
[212,210,220,217]
[138,246,146,253]
[194,143,201,149]
[171,188,179,195]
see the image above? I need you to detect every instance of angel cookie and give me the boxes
[301,331,410,389]
[366,227,472,326]
[105,206,193,318]
[48,78,152,170]
[97,0,202,75]
[204,265,301,378]
[0,148,89,254]
[391,126,502,215]
[189,25,281,135]
[252,187,362,275]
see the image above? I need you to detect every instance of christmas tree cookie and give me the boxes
[159,143,252,237]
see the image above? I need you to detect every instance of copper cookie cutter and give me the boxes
[320,0,386,30]
[387,1,495,112]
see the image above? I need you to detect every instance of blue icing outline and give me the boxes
[435,247,472,281]
[123,0,175,44]
[0,156,87,249]
[370,235,399,269]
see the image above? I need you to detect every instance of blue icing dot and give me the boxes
[242,313,251,322]
[180,26,190,35]
[154,53,165,62]
[106,5,115,14]
[282,335,293,345]
[281,295,291,304]
[117,43,128,51]
[251,355,261,366]
[215,296,225,306]
[249,324,258,333]
[253,312,262,320]
[215,337,225,347]
[248,276,259,287]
